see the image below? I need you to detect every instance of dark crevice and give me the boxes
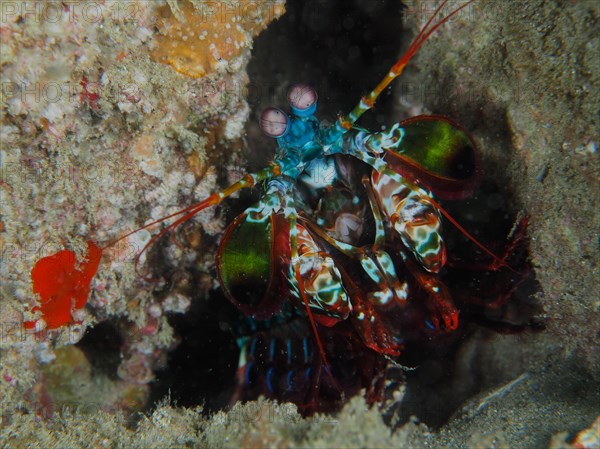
[77,321,124,381]
[149,291,240,413]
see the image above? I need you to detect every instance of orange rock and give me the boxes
[151,0,285,78]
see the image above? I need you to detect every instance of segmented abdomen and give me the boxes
[232,316,387,413]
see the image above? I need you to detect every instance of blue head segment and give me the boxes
[260,107,290,138]
[287,84,318,118]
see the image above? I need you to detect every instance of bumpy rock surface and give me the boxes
[0,0,284,433]
[1,1,598,448]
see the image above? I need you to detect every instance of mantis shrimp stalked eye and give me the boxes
[259,107,290,138]
[287,83,318,116]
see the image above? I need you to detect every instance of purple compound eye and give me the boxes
[288,84,317,116]
[259,108,289,138]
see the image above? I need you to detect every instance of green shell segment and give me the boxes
[396,116,476,181]
[218,214,273,308]
[377,115,481,199]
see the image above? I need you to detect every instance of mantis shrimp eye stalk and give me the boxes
[287,83,318,117]
[259,107,290,137]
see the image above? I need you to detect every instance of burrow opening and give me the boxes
[77,0,541,429]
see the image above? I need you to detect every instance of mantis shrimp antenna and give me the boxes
[102,164,282,276]
[338,0,475,130]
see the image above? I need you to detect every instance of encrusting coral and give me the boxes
[152,0,285,78]
[0,0,284,428]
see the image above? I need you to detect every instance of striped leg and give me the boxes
[346,149,458,332]
[301,216,408,309]
[337,131,446,273]
[300,214,407,356]
[285,194,346,394]
[109,163,284,275]
[371,170,446,273]
[368,167,457,330]
[362,174,410,305]
[285,201,352,327]
[401,251,458,331]
[336,0,475,131]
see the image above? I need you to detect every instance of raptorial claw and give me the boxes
[444,309,459,331]
[426,287,459,332]
[425,303,458,333]
[351,305,403,356]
